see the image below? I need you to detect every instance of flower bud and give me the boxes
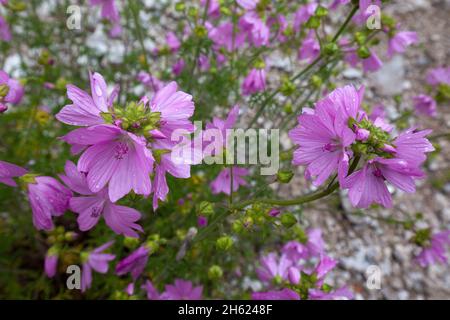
[315,6,328,18]
[281,213,297,228]
[198,201,215,216]
[323,43,339,56]
[216,236,233,251]
[175,2,185,11]
[208,265,223,280]
[277,170,294,183]
[306,16,320,29]
[123,237,140,249]
[357,46,371,59]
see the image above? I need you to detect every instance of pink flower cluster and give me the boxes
[289,85,434,208]
[252,228,353,300]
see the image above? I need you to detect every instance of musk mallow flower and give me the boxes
[237,0,258,11]
[0,70,24,109]
[415,230,450,267]
[282,228,325,262]
[211,167,249,195]
[0,160,27,187]
[27,176,72,231]
[201,0,220,19]
[56,71,117,127]
[115,245,150,280]
[160,279,203,300]
[62,125,154,203]
[239,12,269,47]
[0,14,11,42]
[59,161,143,237]
[151,140,191,210]
[44,246,59,278]
[387,31,418,57]
[426,67,450,87]
[413,94,437,117]
[252,288,300,300]
[256,253,292,284]
[288,85,361,186]
[242,67,266,96]
[342,157,426,208]
[137,72,164,93]
[81,241,116,292]
[208,22,246,52]
[344,48,383,73]
[298,30,320,63]
[172,58,185,76]
[166,31,181,52]
[293,2,317,32]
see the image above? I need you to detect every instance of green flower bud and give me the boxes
[220,7,231,16]
[315,6,328,18]
[232,220,244,234]
[188,7,198,19]
[208,265,223,279]
[281,213,297,228]
[64,232,77,242]
[198,201,215,216]
[310,75,322,88]
[194,25,207,38]
[175,2,185,11]
[216,236,233,251]
[323,42,339,56]
[277,170,294,183]
[123,237,140,249]
[280,150,293,161]
[413,228,431,246]
[354,32,366,45]
[280,78,296,96]
[306,16,320,29]
[283,102,293,114]
[357,46,371,59]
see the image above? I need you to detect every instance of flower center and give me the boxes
[90,206,101,218]
[114,142,129,160]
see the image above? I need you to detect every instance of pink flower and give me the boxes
[387,31,418,57]
[208,22,246,52]
[44,248,58,278]
[392,128,434,166]
[211,167,249,195]
[329,0,351,10]
[27,177,72,231]
[0,160,27,187]
[237,0,258,11]
[115,245,150,280]
[416,231,450,267]
[161,279,203,300]
[60,161,143,237]
[56,71,117,127]
[201,0,220,19]
[309,286,353,300]
[142,280,161,300]
[293,3,317,32]
[242,68,266,95]
[239,12,269,47]
[298,30,320,63]
[314,255,337,280]
[344,49,383,73]
[172,58,185,76]
[342,157,425,208]
[198,54,210,71]
[282,228,325,261]
[81,241,116,292]
[62,125,154,202]
[256,253,292,283]
[0,70,24,106]
[426,67,450,86]
[252,288,300,300]
[166,32,181,52]
[90,0,120,22]
[289,85,361,186]
[0,15,11,42]
[413,94,437,117]
[197,215,208,228]
[137,72,164,93]
[151,139,191,210]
